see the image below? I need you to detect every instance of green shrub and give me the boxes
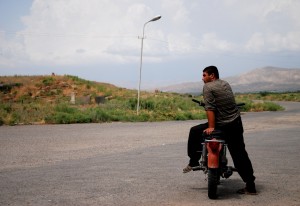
[127,98,137,110]
[42,77,54,86]
[140,99,155,110]
[1,104,12,113]
[175,112,188,120]
[259,91,270,97]
[55,104,77,113]
[90,109,111,122]
[73,113,92,123]
[262,102,284,111]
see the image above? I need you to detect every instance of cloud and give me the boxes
[161,0,191,26]
[246,31,300,53]
[12,0,198,66]
[1,0,300,73]
[200,33,234,52]
[0,32,27,67]
[16,0,165,66]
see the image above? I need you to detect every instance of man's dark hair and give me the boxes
[203,66,219,79]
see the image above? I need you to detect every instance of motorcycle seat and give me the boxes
[202,129,224,140]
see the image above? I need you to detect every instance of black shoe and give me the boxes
[237,187,257,195]
[237,182,257,195]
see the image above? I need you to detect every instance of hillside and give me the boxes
[0,75,139,125]
[0,74,206,125]
[0,75,128,104]
[159,67,300,94]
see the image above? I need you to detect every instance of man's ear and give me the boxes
[210,73,215,79]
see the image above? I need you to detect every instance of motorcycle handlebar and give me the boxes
[192,99,245,108]
[236,103,245,107]
[192,99,205,107]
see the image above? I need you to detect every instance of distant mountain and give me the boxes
[159,67,300,94]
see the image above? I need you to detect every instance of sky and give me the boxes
[1,0,300,89]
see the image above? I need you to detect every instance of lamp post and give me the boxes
[137,15,161,115]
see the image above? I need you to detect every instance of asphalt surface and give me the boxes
[0,101,300,206]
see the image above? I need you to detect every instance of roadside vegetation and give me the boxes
[1,75,297,125]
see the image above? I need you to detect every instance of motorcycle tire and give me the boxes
[208,168,218,199]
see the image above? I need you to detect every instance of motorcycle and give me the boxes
[191,99,245,199]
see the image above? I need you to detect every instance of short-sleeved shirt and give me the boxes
[203,79,240,126]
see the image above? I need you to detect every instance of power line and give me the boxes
[0,30,138,39]
[1,30,297,62]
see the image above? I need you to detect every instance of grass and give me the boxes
[43,94,207,124]
[1,75,298,125]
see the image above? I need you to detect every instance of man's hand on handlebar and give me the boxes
[204,127,215,135]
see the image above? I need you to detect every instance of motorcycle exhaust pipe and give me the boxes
[192,166,206,171]
[223,166,237,178]
[223,169,233,178]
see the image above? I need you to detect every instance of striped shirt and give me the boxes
[203,79,240,126]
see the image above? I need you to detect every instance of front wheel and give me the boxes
[208,169,218,199]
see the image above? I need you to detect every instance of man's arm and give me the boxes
[204,110,215,135]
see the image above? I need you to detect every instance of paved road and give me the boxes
[0,101,300,206]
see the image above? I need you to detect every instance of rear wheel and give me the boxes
[208,169,218,199]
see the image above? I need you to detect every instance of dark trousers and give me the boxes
[187,122,208,167]
[187,116,255,183]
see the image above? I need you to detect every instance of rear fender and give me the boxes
[206,141,222,168]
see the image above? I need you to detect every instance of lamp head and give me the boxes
[149,15,161,22]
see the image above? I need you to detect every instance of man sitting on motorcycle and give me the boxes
[183,65,257,195]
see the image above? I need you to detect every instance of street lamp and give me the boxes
[137,15,162,115]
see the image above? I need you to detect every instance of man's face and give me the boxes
[202,72,214,83]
